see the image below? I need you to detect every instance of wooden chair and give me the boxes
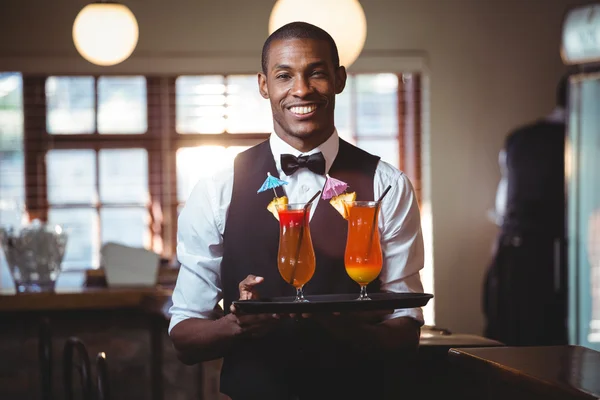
[96,352,110,400]
[63,336,93,400]
[63,336,111,400]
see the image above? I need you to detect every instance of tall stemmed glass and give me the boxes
[343,186,391,300]
[343,201,383,300]
[276,191,320,302]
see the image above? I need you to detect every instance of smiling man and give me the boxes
[169,22,425,400]
[258,29,345,151]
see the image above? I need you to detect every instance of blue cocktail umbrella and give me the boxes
[257,172,288,198]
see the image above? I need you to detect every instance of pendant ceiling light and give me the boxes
[268,0,367,68]
[72,1,139,66]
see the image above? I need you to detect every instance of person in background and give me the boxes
[483,74,570,346]
[168,21,425,400]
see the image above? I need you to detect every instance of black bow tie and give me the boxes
[280,152,326,176]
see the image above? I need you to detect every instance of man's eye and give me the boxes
[276,73,290,79]
[312,71,326,77]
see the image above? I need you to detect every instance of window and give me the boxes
[46,76,147,134]
[173,73,422,208]
[336,73,401,168]
[173,75,272,246]
[176,75,272,134]
[0,73,24,229]
[24,76,151,269]
[46,148,149,269]
[176,146,249,208]
[9,73,422,274]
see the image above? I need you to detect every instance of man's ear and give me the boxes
[334,66,347,94]
[258,73,269,99]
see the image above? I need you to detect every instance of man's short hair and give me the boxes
[261,21,340,74]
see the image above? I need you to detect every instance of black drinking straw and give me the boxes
[366,185,392,258]
[288,190,321,285]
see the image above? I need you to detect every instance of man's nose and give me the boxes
[291,76,311,97]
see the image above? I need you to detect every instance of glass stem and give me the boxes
[359,285,369,300]
[295,287,306,302]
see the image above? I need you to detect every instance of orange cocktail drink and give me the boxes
[344,201,383,300]
[276,203,316,302]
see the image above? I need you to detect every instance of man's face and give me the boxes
[258,38,346,152]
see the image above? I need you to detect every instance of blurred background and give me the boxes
[1,1,598,399]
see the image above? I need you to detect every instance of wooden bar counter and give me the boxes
[448,345,600,400]
[0,284,203,400]
[0,287,173,314]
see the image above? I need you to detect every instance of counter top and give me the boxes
[0,286,173,314]
[419,330,504,348]
[449,345,600,399]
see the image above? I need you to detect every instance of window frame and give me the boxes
[20,73,422,267]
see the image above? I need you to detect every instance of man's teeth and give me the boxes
[289,105,317,115]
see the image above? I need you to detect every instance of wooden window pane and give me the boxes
[46,77,95,134]
[99,148,149,204]
[356,74,398,137]
[100,207,149,249]
[0,72,24,228]
[97,76,147,134]
[46,149,96,205]
[226,75,272,133]
[176,145,248,203]
[48,207,98,269]
[176,76,226,134]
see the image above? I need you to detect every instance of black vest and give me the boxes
[502,120,566,236]
[220,138,382,399]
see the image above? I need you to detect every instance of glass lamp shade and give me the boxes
[268,0,367,68]
[72,2,139,66]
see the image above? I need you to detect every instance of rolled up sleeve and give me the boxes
[168,171,229,334]
[376,166,425,325]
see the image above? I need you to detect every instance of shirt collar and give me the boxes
[269,129,339,174]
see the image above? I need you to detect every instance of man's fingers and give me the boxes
[239,275,265,300]
[238,275,265,300]
[239,275,264,291]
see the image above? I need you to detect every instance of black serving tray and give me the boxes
[232,292,433,314]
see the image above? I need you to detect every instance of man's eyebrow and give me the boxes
[307,61,327,69]
[272,61,328,71]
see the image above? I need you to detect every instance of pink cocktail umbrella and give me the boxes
[322,174,349,200]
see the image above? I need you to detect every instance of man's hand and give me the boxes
[169,274,280,364]
[238,274,264,300]
[227,274,280,338]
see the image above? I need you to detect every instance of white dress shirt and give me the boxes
[169,130,425,333]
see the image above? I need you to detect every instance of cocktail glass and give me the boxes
[343,201,383,300]
[276,202,316,302]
